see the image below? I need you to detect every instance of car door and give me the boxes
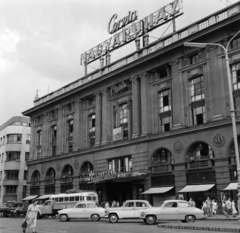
[70,203,87,218]
[85,203,98,218]
[178,201,191,220]
[161,201,179,220]
[134,201,148,217]
[121,201,135,218]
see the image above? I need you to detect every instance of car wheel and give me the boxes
[145,215,156,225]
[185,215,196,223]
[59,214,69,222]
[109,214,118,223]
[91,214,100,221]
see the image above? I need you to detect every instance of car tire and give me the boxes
[185,215,196,223]
[145,215,156,225]
[109,214,118,223]
[91,214,100,221]
[59,214,69,222]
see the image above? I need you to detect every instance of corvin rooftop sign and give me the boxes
[80,0,183,66]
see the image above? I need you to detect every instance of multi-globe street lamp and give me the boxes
[184,31,240,219]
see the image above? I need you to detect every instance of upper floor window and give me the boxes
[67,120,73,137]
[5,170,19,180]
[7,134,22,143]
[189,76,205,102]
[0,171,2,180]
[88,114,95,133]
[190,53,199,65]
[231,37,240,49]
[24,171,28,180]
[51,125,57,155]
[25,152,29,161]
[119,103,128,124]
[159,89,171,113]
[231,62,240,91]
[37,130,42,146]
[3,136,5,145]
[26,134,31,144]
[1,153,3,163]
[159,65,170,79]
[6,152,20,161]
[0,138,2,146]
[192,106,206,125]
[108,156,132,173]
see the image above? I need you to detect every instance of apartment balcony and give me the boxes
[186,158,214,170]
[5,143,22,151]
[150,163,174,174]
[3,194,17,203]
[4,160,20,170]
[3,179,19,185]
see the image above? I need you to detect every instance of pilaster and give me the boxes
[73,100,80,150]
[57,106,63,155]
[131,76,141,138]
[42,113,48,157]
[94,92,102,146]
[30,117,35,160]
[78,100,85,149]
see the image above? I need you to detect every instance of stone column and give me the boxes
[73,100,80,151]
[140,72,151,136]
[101,89,111,145]
[57,106,63,155]
[127,98,132,139]
[42,113,48,157]
[30,117,35,160]
[78,100,85,149]
[131,76,141,138]
[94,92,102,146]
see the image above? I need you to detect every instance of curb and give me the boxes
[157,224,240,232]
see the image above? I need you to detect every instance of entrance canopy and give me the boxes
[142,186,174,195]
[36,194,53,200]
[178,184,215,193]
[223,183,238,190]
[22,195,38,201]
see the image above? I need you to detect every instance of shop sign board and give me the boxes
[80,0,183,65]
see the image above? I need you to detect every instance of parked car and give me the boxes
[0,202,15,217]
[105,200,151,223]
[139,200,205,225]
[58,201,106,222]
[5,202,29,218]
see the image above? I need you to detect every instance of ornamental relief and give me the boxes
[56,163,62,173]
[213,134,225,147]
[173,141,183,154]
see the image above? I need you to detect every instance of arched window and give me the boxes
[62,165,73,178]
[31,170,40,181]
[80,162,94,178]
[46,168,55,180]
[151,148,174,165]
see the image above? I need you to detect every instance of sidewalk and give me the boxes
[157,215,240,232]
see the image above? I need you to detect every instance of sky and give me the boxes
[0,0,237,124]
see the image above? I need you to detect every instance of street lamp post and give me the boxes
[184,31,240,220]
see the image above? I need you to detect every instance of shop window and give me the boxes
[6,152,20,161]
[7,134,22,143]
[22,186,27,198]
[51,125,57,155]
[151,175,175,186]
[5,186,17,194]
[187,171,215,184]
[108,156,132,172]
[5,170,19,180]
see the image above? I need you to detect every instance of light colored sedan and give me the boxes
[58,201,106,222]
[139,200,205,225]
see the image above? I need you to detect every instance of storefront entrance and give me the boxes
[106,181,132,205]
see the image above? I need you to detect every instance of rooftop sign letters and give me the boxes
[80,0,183,65]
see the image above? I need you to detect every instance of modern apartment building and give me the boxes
[23,2,240,208]
[0,116,30,204]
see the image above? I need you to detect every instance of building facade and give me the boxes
[0,116,31,204]
[23,2,240,208]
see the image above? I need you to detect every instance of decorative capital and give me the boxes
[130,75,138,83]
[169,59,179,66]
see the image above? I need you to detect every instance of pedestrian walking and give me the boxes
[222,201,229,218]
[188,198,195,207]
[23,200,41,233]
[225,198,232,217]
[205,197,211,217]
[212,199,218,216]
[232,200,237,217]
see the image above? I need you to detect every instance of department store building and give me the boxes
[23,1,240,208]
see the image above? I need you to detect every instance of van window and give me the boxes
[59,198,63,202]
[87,196,91,201]
[75,196,79,201]
[80,196,84,201]
[55,198,58,202]
[92,196,96,201]
[70,197,74,201]
[64,197,69,202]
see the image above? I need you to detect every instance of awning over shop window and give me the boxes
[142,186,174,195]
[223,183,238,190]
[178,184,215,193]
[36,194,53,200]
[22,195,38,201]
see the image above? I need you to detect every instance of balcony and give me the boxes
[44,179,55,185]
[3,179,19,185]
[4,160,20,170]
[186,158,214,170]
[31,180,40,186]
[61,176,73,183]
[150,163,174,174]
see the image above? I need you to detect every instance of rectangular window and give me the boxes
[160,116,172,132]
[231,62,240,91]
[25,152,29,161]
[232,37,240,49]
[26,134,31,144]
[51,125,57,155]
[22,186,27,198]
[190,54,198,65]
[189,76,205,102]
[68,120,73,137]
[88,114,95,132]
[24,171,28,180]
[3,136,5,145]
[5,186,17,194]
[159,89,171,113]
[187,171,215,184]
[230,169,238,181]
[1,153,3,163]
[119,103,128,124]
[7,134,22,143]
[0,171,2,180]
[192,106,206,125]
[37,130,42,146]
[6,152,20,161]
[0,138,2,146]
[108,156,132,172]
[5,170,19,180]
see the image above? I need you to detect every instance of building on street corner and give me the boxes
[23,1,240,209]
[0,116,31,205]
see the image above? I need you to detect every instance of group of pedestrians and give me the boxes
[222,198,238,218]
[104,200,121,208]
[201,197,218,217]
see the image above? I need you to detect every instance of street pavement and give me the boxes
[0,215,240,233]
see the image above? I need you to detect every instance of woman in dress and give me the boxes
[232,200,238,217]
[23,200,41,233]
